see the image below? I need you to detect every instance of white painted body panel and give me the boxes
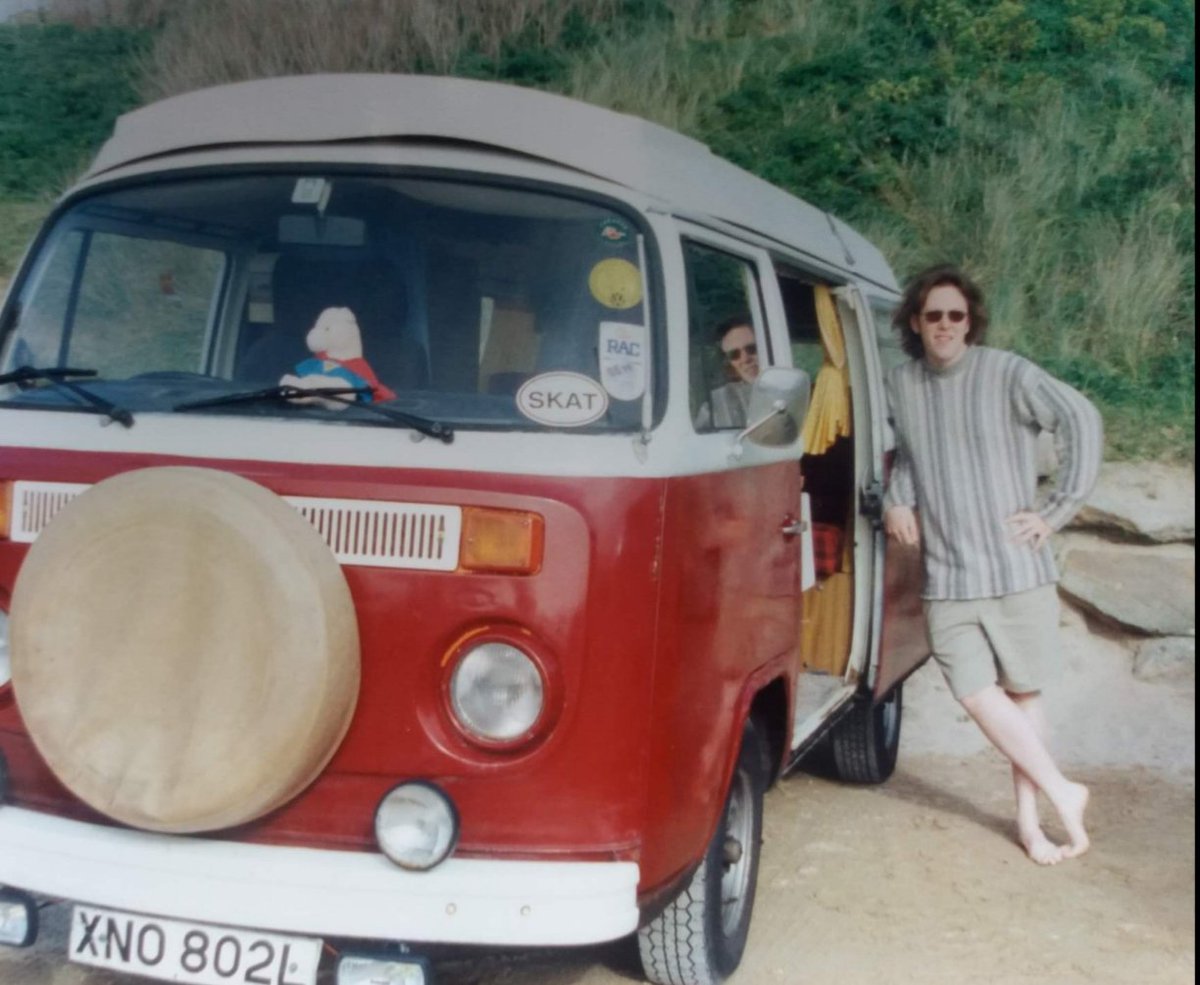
[84,74,897,292]
[0,807,639,946]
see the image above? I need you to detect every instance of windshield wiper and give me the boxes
[175,384,455,444]
[0,365,97,387]
[316,392,455,444]
[175,384,367,411]
[0,364,133,427]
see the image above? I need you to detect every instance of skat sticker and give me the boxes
[516,372,609,427]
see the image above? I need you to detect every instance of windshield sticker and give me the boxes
[599,322,646,401]
[516,372,609,427]
[291,177,331,211]
[588,258,643,310]
[598,217,632,246]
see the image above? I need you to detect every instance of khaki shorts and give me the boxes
[924,584,1061,701]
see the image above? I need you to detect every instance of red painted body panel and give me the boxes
[639,462,802,885]
[874,542,929,699]
[0,446,805,897]
[873,450,932,699]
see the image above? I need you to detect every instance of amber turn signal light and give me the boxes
[459,507,543,574]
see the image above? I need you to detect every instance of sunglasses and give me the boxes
[723,343,758,361]
[921,309,968,325]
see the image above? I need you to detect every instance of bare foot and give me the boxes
[1018,825,1064,866]
[1056,782,1090,859]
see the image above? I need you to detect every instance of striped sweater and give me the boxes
[884,346,1103,601]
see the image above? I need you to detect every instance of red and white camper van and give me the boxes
[0,75,928,985]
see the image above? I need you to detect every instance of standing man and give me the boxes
[883,265,1102,865]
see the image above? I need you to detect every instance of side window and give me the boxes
[776,272,823,379]
[683,240,763,431]
[7,228,87,368]
[871,300,907,372]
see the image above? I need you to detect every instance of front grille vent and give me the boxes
[9,482,90,544]
[8,481,462,571]
[285,497,461,571]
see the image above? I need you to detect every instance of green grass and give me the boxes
[0,23,149,198]
[0,199,53,292]
[0,0,1193,461]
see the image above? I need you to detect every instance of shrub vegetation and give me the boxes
[0,0,1193,459]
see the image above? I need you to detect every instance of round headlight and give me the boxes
[450,641,544,742]
[374,782,458,871]
[0,608,10,689]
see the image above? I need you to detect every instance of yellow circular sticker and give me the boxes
[588,258,643,310]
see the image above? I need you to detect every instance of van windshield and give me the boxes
[0,174,655,432]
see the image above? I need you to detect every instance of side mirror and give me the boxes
[731,367,811,455]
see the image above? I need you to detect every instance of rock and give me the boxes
[1059,549,1195,636]
[1069,461,1195,543]
[1134,636,1195,686]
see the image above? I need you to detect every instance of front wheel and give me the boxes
[638,720,767,985]
[828,683,903,784]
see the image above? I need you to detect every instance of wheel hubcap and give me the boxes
[720,769,754,936]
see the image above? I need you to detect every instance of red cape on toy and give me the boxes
[315,352,397,402]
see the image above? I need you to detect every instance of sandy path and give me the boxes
[4,753,1193,985]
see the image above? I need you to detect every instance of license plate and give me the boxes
[69,904,322,985]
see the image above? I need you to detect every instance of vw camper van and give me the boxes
[0,75,928,985]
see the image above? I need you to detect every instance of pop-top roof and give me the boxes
[87,74,896,290]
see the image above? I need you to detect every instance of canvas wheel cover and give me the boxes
[10,467,360,833]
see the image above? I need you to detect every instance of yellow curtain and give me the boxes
[801,285,852,455]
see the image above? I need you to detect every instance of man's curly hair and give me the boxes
[893,264,989,360]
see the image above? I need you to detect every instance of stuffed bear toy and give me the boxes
[279,306,396,409]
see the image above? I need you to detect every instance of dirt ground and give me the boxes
[3,612,1194,985]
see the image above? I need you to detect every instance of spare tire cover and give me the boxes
[10,467,360,833]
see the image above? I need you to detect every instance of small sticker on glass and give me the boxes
[588,258,643,310]
[516,372,609,427]
[598,322,646,401]
[597,217,632,246]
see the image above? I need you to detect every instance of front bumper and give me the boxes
[0,807,639,946]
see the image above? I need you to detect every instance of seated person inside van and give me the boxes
[695,316,760,429]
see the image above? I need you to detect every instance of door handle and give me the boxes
[780,518,808,537]
[860,480,885,527]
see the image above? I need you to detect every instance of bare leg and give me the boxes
[960,684,1089,860]
[1007,691,1063,865]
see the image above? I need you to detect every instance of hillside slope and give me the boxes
[0,0,1193,459]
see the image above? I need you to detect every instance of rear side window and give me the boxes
[871,300,907,372]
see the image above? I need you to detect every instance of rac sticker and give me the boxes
[598,321,646,401]
[516,372,609,427]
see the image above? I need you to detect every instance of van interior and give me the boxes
[778,271,860,732]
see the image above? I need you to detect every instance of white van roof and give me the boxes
[88,73,897,291]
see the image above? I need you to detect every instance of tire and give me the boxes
[638,720,767,985]
[10,467,360,833]
[828,683,902,784]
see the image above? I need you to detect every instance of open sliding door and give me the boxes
[835,286,929,701]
